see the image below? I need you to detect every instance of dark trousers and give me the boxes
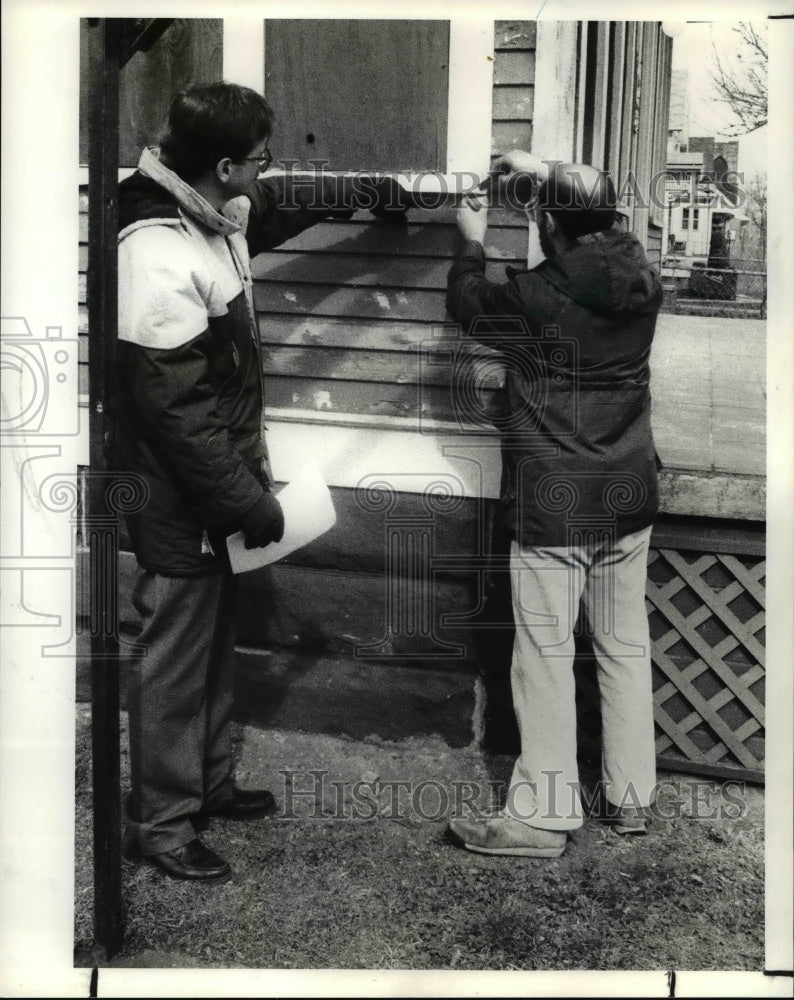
[124,568,237,855]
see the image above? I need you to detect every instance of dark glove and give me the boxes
[349,175,415,221]
[241,491,285,549]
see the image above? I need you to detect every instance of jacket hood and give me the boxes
[118,170,180,236]
[118,147,241,240]
[537,229,662,316]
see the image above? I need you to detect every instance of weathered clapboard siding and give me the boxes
[491,21,535,157]
[79,213,524,263]
[249,197,526,423]
[77,191,767,486]
[261,315,485,349]
[78,190,523,420]
[251,221,524,259]
[257,203,519,423]
[251,254,516,289]
[492,88,534,121]
[256,281,447,322]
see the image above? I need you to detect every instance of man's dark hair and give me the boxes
[159,81,273,182]
[536,163,617,240]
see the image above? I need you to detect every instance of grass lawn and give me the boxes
[74,704,764,971]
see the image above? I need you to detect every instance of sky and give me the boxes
[666,20,768,175]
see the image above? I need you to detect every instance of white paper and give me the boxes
[226,464,336,574]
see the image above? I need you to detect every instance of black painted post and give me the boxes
[86,17,124,958]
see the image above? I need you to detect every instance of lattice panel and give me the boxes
[572,547,765,782]
[645,549,765,778]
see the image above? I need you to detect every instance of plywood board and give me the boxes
[265,20,449,172]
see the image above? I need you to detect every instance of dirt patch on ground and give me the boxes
[74,705,763,971]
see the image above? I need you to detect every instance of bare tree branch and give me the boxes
[709,22,768,136]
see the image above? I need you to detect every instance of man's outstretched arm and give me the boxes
[242,172,419,256]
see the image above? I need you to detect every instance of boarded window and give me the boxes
[264,20,449,171]
[79,19,223,167]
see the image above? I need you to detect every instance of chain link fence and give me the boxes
[657,256,767,319]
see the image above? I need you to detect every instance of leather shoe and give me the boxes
[202,787,276,821]
[145,839,232,882]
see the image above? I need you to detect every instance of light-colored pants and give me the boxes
[506,527,657,831]
[124,569,237,855]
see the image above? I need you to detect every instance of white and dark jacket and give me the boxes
[117,148,410,575]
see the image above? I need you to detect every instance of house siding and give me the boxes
[491,20,536,157]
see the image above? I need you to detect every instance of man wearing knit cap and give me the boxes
[446,153,661,857]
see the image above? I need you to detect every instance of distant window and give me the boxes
[692,209,700,231]
[682,208,689,230]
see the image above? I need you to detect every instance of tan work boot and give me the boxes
[448,812,567,857]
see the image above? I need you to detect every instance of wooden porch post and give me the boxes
[85,16,176,959]
[86,16,124,958]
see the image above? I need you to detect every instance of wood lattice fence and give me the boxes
[574,532,765,784]
[646,547,765,782]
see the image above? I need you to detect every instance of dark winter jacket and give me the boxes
[446,228,662,546]
[117,148,401,575]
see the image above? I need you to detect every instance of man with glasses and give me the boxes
[445,153,662,857]
[118,81,410,882]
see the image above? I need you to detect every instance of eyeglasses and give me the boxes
[241,147,273,170]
